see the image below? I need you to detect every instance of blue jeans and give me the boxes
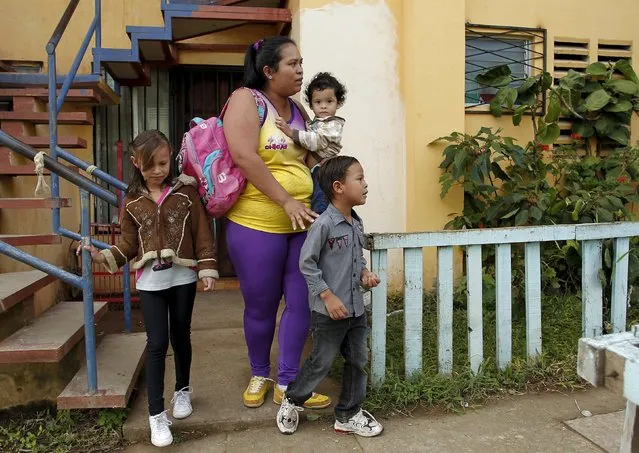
[286,311,369,421]
[311,165,329,215]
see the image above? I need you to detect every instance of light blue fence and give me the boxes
[365,222,639,386]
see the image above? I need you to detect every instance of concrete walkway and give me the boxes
[120,290,627,452]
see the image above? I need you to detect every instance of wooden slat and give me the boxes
[370,250,387,387]
[192,5,291,22]
[403,247,423,379]
[366,223,639,250]
[437,246,454,375]
[0,197,71,209]
[0,111,93,125]
[175,43,248,53]
[10,136,87,149]
[0,88,101,104]
[576,223,639,240]
[466,245,483,373]
[495,243,512,369]
[525,242,542,359]
[0,234,61,246]
[611,237,630,333]
[582,240,603,338]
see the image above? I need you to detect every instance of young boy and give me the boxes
[275,72,347,215]
[276,156,383,437]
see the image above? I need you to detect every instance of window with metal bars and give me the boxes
[465,24,546,111]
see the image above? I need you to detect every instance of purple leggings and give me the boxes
[226,220,310,386]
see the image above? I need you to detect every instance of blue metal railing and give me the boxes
[0,0,131,395]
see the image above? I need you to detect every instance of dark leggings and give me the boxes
[140,282,197,416]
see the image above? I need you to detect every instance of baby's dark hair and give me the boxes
[304,72,347,107]
[317,156,360,201]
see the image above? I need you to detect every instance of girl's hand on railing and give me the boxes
[201,277,216,291]
[76,243,106,264]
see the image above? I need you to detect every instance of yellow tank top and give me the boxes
[226,93,312,234]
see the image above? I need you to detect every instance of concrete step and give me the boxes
[0,197,72,209]
[0,270,55,313]
[0,111,93,125]
[57,332,146,409]
[0,234,62,246]
[0,301,108,363]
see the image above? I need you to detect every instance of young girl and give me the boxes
[275,72,347,215]
[81,130,217,448]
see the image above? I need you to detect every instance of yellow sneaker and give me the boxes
[273,385,332,409]
[243,376,272,408]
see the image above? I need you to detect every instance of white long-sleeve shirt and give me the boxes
[292,115,345,159]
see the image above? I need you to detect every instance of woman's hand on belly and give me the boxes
[283,197,318,231]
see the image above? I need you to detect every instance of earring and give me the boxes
[268,75,273,79]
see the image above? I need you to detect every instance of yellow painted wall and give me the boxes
[0,0,163,75]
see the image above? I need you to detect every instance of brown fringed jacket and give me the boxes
[99,174,218,280]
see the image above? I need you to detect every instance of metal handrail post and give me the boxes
[81,189,98,392]
[93,0,102,75]
[56,16,98,113]
[47,50,60,234]
[121,190,132,333]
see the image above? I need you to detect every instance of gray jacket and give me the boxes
[299,204,367,317]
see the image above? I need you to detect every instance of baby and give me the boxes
[275,72,347,214]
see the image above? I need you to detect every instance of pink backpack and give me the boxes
[176,88,266,218]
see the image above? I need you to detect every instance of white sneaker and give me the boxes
[149,411,173,447]
[171,386,193,419]
[334,409,383,437]
[276,396,304,434]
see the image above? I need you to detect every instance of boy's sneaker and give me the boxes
[171,386,193,419]
[276,396,304,434]
[243,376,272,408]
[149,411,173,447]
[334,409,383,437]
[273,385,332,409]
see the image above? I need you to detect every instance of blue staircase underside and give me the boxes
[93,0,289,86]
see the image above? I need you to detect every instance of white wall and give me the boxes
[297,0,406,287]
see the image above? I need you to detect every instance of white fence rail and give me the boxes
[365,222,639,387]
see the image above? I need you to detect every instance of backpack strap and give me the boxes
[218,87,266,126]
[291,98,311,123]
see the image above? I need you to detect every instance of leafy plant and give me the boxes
[434,59,639,300]
[476,60,639,151]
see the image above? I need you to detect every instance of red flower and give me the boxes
[570,133,582,139]
[540,144,550,151]
[478,223,485,229]
[617,176,629,184]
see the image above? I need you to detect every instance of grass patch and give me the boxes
[364,291,639,415]
[0,407,127,453]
